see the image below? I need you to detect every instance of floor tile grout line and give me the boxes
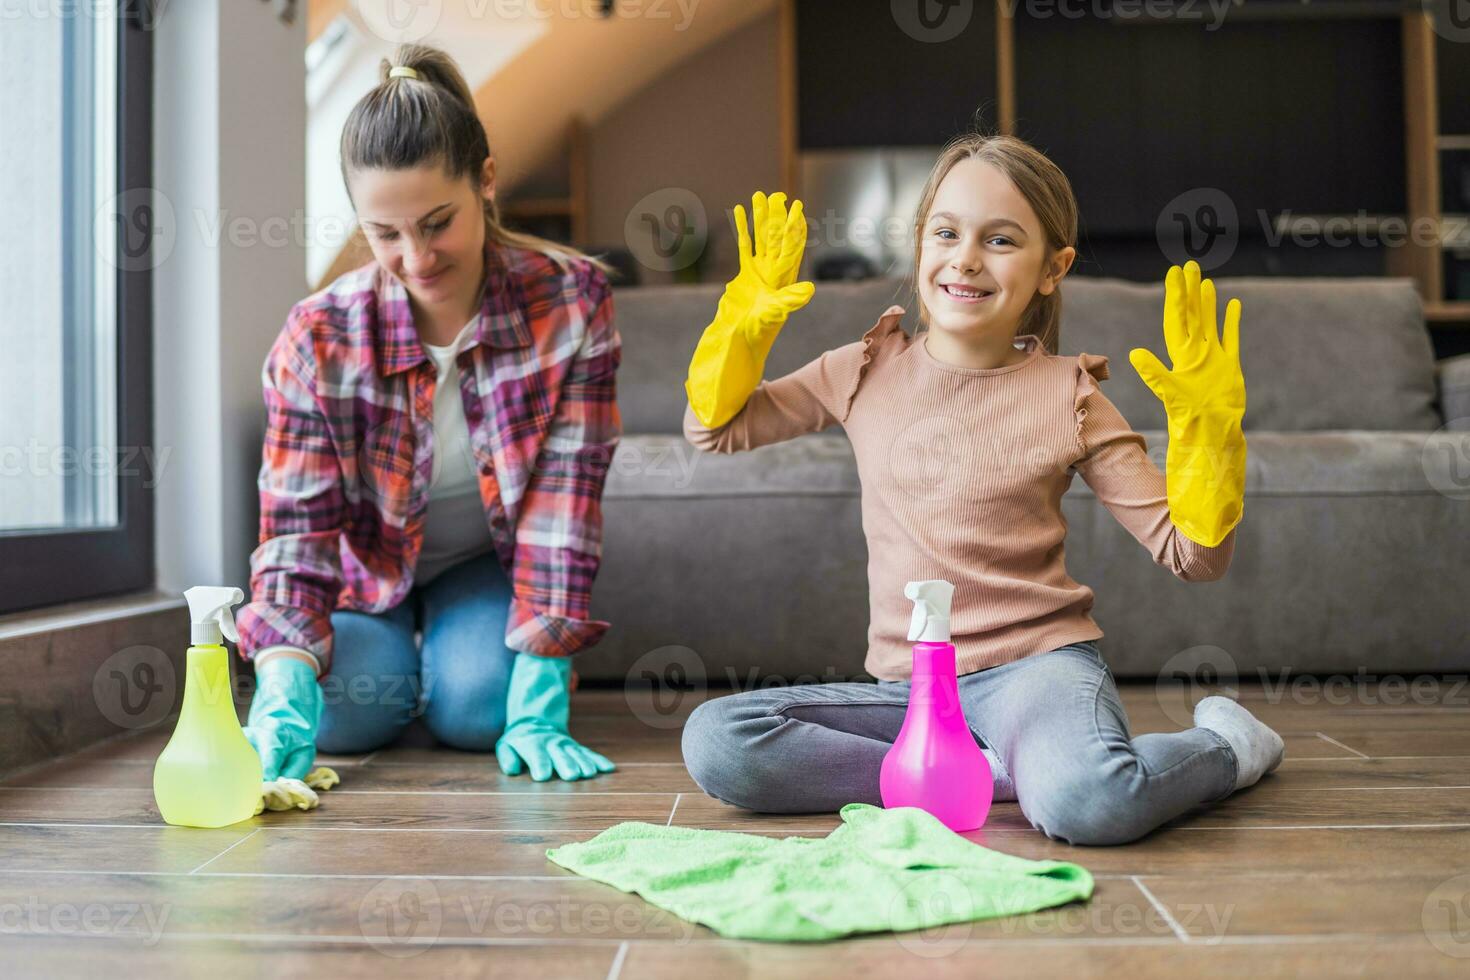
[1268,785,1470,791]
[1130,876,1190,944]
[1279,755,1470,763]
[666,794,682,827]
[1175,822,1470,830]
[1274,728,1470,735]
[189,828,262,875]
[1314,732,1371,759]
[605,940,629,980]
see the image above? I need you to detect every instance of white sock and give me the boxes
[983,748,1016,802]
[1194,695,1285,792]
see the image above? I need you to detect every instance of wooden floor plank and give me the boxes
[1270,756,1470,789]
[6,933,620,977]
[958,825,1470,878]
[1168,786,1470,829]
[619,932,1467,979]
[199,826,602,877]
[1142,871,1470,941]
[0,787,676,832]
[0,824,254,874]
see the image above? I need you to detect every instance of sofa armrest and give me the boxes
[1438,353,1470,430]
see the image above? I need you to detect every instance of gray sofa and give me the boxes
[583,276,1470,682]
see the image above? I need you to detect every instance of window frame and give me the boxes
[0,6,155,614]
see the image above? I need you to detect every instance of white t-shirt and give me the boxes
[414,314,497,585]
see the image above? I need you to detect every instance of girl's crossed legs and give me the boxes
[680,640,1238,846]
[315,552,516,754]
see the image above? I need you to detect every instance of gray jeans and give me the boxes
[680,641,1238,846]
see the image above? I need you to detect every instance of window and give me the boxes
[0,6,154,612]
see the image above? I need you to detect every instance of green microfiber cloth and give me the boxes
[545,803,1093,942]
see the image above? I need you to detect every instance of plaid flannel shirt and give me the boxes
[236,241,621,675]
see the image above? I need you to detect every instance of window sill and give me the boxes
[0,589,185,643]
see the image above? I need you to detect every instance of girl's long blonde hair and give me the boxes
[909,132,1078,354]
[339,42,612,276]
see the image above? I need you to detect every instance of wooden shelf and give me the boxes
[498,117,588,243]
[1424,301,1470,325]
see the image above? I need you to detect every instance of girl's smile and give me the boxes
[938,281,996,303]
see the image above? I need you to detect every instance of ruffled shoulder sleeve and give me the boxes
[1073,352,1111,451]
[836,305,907,421]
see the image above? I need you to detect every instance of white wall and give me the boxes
[153,1,306,595]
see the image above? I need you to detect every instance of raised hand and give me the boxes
[1127,260,1247,548]
[686,191,816,428]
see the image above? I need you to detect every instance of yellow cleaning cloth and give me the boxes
[255,766,340,814]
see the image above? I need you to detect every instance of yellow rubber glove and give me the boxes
[255,765,340,815]
[685,190,816,428]
[1128,261,1247,548]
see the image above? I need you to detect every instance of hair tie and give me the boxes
[388,66,420,81]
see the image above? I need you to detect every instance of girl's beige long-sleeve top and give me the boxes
[683,305,1236,681]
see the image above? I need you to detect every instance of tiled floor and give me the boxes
[3,679,1470,978]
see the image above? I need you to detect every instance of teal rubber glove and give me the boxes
[496,653,616,782]
[242,656,322,782]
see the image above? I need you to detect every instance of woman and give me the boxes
[237,43,620,790]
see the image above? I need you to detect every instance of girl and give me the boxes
[237,43,619,794]
[679,134,1283,846]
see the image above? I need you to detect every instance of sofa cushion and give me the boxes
[611,278,910,434]
[1055,277,1441,434]
[610,276,1442,435]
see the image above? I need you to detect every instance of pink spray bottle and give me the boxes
[880,579,993,832]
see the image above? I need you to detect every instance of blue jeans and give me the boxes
[680,641,1239,846]
[316,552,515,754]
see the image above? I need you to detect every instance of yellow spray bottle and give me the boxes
[152,586,262,828]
